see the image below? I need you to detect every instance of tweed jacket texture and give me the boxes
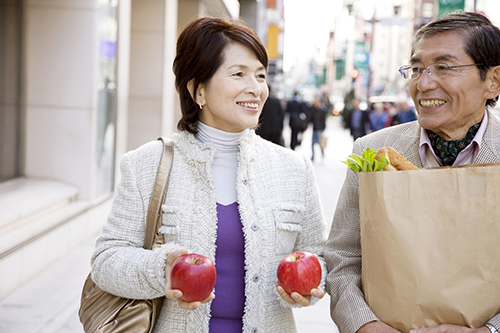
[324,110,500,333]
[91,130,328,333]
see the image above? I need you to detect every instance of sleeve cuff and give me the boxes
[150,242,185,294]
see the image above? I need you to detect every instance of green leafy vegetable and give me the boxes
[341,148,389,173]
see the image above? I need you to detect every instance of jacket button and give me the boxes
[242,179,248,185]
[252,274,259,283]
[251,224,259,231]
[252,328,258,333]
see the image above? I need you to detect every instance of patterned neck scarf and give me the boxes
[427,122,481,166]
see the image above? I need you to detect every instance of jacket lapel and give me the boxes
[475,110,500,164]
[399,123,423,168]
[387,121,423,168]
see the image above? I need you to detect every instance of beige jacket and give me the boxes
[325,110,500,333]
[91,130,327,333]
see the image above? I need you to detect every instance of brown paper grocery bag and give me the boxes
[359,163,500,333]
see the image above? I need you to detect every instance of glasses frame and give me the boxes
[397,62,484,80]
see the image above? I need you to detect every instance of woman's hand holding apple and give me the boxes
[275,280,325,306]
[275,251,325,306]
[164,249,216,310]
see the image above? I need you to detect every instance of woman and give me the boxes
[90,17,327,333]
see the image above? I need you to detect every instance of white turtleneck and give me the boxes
[195,122,249,205]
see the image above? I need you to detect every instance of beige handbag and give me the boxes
[319,133,328,149]
[79,137,174,333]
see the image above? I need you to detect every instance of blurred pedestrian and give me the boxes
[89,16,327,333]
[309,95,328,161]
[369,102,388,131]
[392,100,418,125]
[384,102,397,127]
[286,91,309,150]
[345,97,371,141]
[256,86,285,146]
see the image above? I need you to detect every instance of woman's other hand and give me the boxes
[164,248,215,310]
[275,279,325,306]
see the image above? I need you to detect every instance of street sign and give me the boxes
[438,0,465,17]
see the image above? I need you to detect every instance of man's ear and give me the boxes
[187,79,206,106]
[485,65,500,99]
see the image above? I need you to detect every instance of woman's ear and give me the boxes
[187,79,206,107]
[485,65,500,99]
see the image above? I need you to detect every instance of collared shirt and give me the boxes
[419,111,488,168]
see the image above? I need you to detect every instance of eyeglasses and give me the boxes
[398,62,483,80]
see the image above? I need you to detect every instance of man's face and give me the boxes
[408,31,490,140]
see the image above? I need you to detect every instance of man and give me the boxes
[346,98,371,141]
[286,91,309,150]
[325,12,500,333]
[308,95,328,161]
[256,87,285,146]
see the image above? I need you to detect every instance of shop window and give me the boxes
[95,0,119,195]
[0,0,22,182]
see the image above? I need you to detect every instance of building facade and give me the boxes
[325,0,500,105]
[0,0,272,300]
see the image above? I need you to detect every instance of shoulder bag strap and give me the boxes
[144,137,174,250]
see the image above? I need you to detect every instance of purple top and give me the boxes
[209,202,246,332]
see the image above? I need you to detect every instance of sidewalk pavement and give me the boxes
[0,116,354,333]
[290,116,353,333]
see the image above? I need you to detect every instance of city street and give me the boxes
[0,115,354,333]
[3,2,500,332]
[288,115,353,333]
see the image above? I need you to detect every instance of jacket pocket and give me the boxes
[274,208,303,255]
[160,205,181,244]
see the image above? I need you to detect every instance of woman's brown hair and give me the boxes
[173,17,268,134]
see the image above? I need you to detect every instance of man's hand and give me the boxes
[357,321,401,333]
[410,325,490,333]
[164,248,215,310]
[275,280,325,306]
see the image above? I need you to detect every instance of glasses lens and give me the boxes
[399,67,412,80]
[428,63,449,77]
[410,66,420,79]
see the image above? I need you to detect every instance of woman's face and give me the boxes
[197,42,269,133]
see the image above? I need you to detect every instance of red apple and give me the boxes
[170,253,217,302]
[277,251,321,295]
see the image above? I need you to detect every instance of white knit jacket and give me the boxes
[91,130,328,333]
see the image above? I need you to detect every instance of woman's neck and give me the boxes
[195,122,249,205]
[196,122,248,151]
